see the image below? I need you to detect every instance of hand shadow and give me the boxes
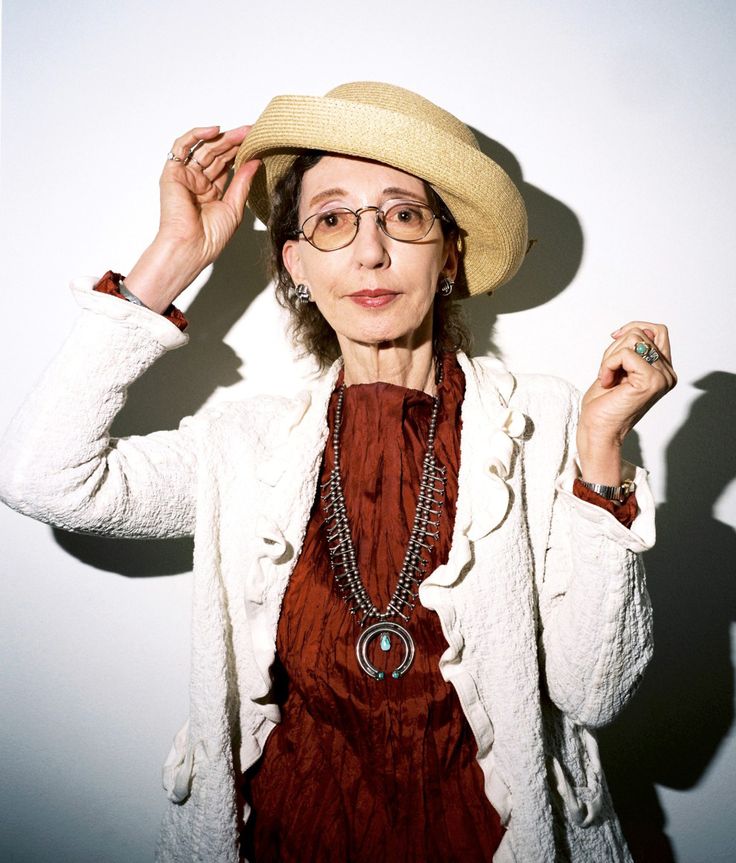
[52,211,270,576]
[599,371,736,862]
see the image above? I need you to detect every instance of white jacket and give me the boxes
[0,281,656,862]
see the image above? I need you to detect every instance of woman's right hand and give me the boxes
[124,125,261,313]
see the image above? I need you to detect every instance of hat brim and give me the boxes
[234,95,528,297]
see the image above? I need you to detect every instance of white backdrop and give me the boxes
[1,1,735,861]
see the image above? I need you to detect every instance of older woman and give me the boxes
[0,83,675,862]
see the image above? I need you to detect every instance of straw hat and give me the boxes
[234,82,528,297]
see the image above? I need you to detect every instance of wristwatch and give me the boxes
[577,478,636,503]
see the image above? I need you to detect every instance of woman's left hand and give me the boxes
[577,321,677,484]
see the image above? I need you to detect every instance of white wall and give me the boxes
[1,1,734,860]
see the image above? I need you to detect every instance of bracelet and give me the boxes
[577,478,636,503]
[118,279,150,309]
[93,271,188,332]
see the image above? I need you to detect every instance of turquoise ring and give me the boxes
[634,341,660,364]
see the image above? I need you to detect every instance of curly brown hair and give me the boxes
[267,152,472,371]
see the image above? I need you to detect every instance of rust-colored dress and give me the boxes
[242,355,504,862]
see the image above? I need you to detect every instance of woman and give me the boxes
[0,83,675,862]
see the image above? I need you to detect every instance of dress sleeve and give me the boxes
[0,278,198,539]
[93,269,189,331]
[572,479,638,528]
[536,410,656,729]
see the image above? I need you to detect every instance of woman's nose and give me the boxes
[352,213,389,268]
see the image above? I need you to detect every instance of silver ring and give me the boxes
[644,347,660,364]
[166,150,183,162]
[188,155,205,170]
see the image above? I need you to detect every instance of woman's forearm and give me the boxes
[0,283,196,538]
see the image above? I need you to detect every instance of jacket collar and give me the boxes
[254,353,526,548]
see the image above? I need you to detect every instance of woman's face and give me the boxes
[282,155,457,353]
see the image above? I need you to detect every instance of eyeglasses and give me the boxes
[296,201,445,252]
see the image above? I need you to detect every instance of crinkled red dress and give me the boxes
[242,355,504,862]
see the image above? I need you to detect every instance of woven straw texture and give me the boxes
[235,82,528,297]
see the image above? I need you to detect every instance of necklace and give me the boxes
[321,377,446,680]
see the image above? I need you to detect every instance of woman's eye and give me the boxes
[388,204,425,224]
[318,211,345,229]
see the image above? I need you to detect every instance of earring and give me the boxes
[438,277,454,297]
[295,283,312,305]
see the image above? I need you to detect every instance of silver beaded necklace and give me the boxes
[321,375,446,680]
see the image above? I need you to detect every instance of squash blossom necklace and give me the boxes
[321,374,446,680]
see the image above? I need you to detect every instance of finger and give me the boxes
[599,335,677,390]
[611,321,672,361]
[187,125,251,166]
[221,158,261,215]
[598,341,666,391]
[600,326,655,367]
[600,326,673,385]
[191,144,241,180]
[166,125,221,163]
[187,153,208,172]
[599,328,659,382]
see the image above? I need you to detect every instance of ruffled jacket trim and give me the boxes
[0,283,654,862]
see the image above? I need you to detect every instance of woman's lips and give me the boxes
[348,290,398,308]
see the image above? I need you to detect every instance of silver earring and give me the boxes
[295,283,312,305]
[438,277,454,297]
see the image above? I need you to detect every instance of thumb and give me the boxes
[223,158,261,216]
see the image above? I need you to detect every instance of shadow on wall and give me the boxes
[52,210,270,576]
[464,129,584,356]
[600,372,736,862]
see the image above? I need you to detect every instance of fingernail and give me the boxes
[611,328,622,337]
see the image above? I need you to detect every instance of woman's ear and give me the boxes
[282,239,303,285]
[442,235,460,282]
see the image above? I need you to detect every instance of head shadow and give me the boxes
[462,128,584,358]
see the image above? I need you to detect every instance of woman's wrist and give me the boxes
[576,428,622,487]
[124,238,204,314]
[93,271,188,331]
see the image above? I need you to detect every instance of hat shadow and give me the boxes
[52,211,271,576]
[462,129,584,358]
[599,371,736,861]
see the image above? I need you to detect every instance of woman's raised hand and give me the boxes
[577,322,677,486]
[124,126,261,313]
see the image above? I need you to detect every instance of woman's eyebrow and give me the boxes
[382,186,428,202]
[307,186,429,209]
[307,188,349,208]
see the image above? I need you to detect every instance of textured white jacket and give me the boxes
[0,281,656,863]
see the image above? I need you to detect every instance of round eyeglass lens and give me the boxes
[382,202,437,242]
[303,209,357,251]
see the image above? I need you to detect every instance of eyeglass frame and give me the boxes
[294,200,451,252]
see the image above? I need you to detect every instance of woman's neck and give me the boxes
[340,338,436,394]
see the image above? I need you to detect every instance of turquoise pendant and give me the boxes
[356,622,416,680]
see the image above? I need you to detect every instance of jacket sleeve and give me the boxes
[0,280,198,539]
[536,404,656,729]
